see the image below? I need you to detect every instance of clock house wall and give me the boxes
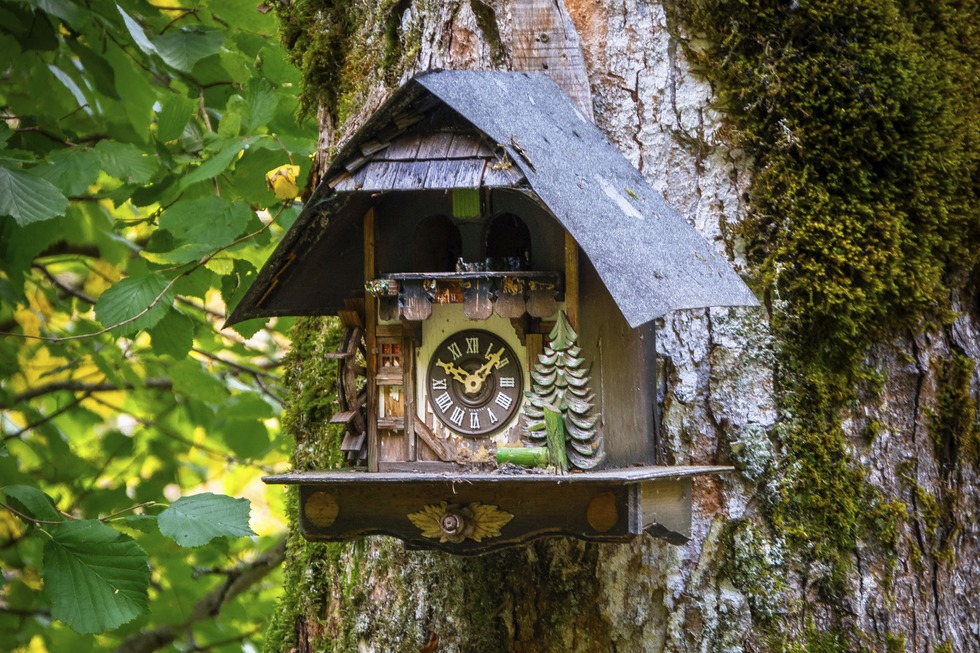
[370,189,568,467]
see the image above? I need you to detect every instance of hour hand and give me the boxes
[436,360,470,384]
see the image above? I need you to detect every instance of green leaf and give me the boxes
[156,94,197,143]
[216,417,270,459]
[158,493,255,547]
[179,137,247,190]
[169,359,229,400]
[65,38,118,100]
[42,520,149,633]
[149,309,194,358]
[94,273,173,336]
[95,140,160,184]
[0,165,68,226]
[104,40,156,140]
[116,5,156,57]
[151,28,224,72]
[219,394,275,421]
[30,147,100,196]
[155,197,252,264]
[2,485,65,523]
[244,78,279,133]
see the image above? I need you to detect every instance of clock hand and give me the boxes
[435,360,470,384]
[473,347,504,380]
[462,347,506,395]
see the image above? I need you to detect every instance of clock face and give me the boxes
[426,330,523,437]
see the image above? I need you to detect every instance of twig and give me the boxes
[0,204,287,344]
[160,9,196,33]
[191,348,279,381]
[0,501,65,526]
[113,538,287,653]
[85,396,277,473]
[4,378,173,407]
[3,393,88,441]
[33,263,97,304]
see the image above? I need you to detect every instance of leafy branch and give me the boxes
[2,203,288,344]
[113,538,286,653]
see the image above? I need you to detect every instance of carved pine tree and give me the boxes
[521,310,604,470]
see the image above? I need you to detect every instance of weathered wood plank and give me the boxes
[400,282,432,321]
[564,230,579,329]
[415,131,455,158]
[266,465,734,485]
[364,208,378,472]
[481,159,525,187]
[463,279,493,320]
[380,134,422,160]
[527,286,558,318]
[330,410,357,425]
[446,133,483,158]
[413,415,455,462]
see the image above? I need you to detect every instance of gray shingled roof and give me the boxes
[226,70,757,328]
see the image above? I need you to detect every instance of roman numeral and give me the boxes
[494,392,513,410]
[431,378,447,390]
[499,377,515,388]
[469,411,480,430]
[466,337,479,354]
[447,342,462,360]
[450,406,465,426]
[487,408,499,424]
[435,392,452,412]
[496,356,510,369]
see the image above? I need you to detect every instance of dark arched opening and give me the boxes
[413,215,461,272]
[484,213,531,271]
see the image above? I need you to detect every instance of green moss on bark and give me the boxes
[932,352,980,469]
[667,0,980,645]
[275,0,427,128]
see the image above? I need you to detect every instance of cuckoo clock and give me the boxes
[227,71,758,554]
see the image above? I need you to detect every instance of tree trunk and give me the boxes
[267,1,980,651]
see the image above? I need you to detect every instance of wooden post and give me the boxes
[403,324,416,462]
[364,209,378,471]
[564,230,579,330]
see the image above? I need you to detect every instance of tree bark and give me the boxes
[269,1,979,651]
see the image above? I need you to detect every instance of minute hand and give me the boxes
[474,347,505,381]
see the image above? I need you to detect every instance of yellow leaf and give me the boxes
[264,164,300,200]
[14,287,56,337]
[82,260,122,299]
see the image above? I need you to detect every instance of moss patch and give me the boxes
[931,351,980,469]
[275,0,426,129]
[667,0,980,645]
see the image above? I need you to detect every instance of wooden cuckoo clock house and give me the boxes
[227,71,758,554]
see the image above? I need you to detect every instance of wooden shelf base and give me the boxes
[266,465,732,554]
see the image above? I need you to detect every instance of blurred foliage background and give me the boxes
[0,0,311,649]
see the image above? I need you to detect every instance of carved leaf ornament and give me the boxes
[408,502,514,543]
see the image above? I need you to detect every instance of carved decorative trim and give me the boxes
[408,501,514,544]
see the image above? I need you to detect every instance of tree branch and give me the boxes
[34,263,97,304]
[3,393,88,441]
[5,378,173,407]
[113,538,287,653]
